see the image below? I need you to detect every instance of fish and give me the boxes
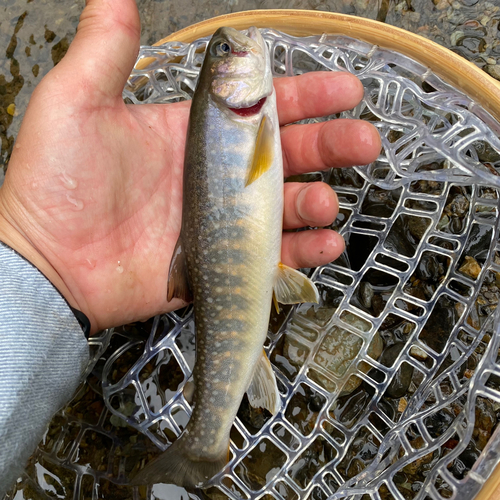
[132,26,319,489]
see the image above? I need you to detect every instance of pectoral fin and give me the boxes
[246,115,274,187]
[274,263,320,304]
[246,350,280,415]
[167,237,192,303]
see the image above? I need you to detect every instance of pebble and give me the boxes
[410,345,428,361]
[398,397,408,412]
[459,255,482,279]
[451,30,464,46]
[485,64,500,80]
[6,103,15,116]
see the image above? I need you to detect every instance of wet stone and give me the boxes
[33,457,76,499]
[331,386,372,429]
[284,383,326,436]
[459,255,482,279]
[402,437,434,475]
[378,314,416,346]
[288,436,337,489]
[337,427,380,481]
[275,481,299,500]
[473,396,496,450]
[418,295,460,353]
[75,430,113,472]
[235,439,287,491]
[385,214,430,258]
[307,368,336,393]
[361,186,402,218]
[270,334,310,381]
[449,442,481,480]
[314,323,383,395]
[379,343,414,399]
[424,408,455,438]
[314,326,363,378]
[272,423,300,451]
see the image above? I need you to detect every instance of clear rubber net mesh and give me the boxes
[7,29,500,500]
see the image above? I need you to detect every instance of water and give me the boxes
[1,0,500,168]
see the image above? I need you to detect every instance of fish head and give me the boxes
[204,27,273,111]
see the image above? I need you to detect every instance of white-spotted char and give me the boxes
[132,27,319,489]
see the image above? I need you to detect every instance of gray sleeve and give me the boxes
[0,243,89,496]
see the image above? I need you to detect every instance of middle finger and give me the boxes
[282,119,381,177]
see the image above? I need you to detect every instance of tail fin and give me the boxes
[130,437,228,489]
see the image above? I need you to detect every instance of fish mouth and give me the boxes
[228,97,267,117]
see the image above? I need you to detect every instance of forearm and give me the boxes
[0,243,89,496]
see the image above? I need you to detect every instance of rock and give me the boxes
[398,397,408,412]
[402,437,434,475]
[451,30,465,46]
[474,397,496,450]
[485,64,500,80]
[379,343,414,398]
[459,255,482,279]
[314,325,383,396]
[410,345,428,361]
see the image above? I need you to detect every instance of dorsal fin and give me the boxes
[167,237,192,303]
[246,115,274,186]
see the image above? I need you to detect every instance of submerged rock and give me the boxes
[315,325,383,396]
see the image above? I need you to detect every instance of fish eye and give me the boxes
[217,42,231,55]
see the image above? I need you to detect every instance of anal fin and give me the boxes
[167,237,192,303]
[274,263,319,305]
[246,350,280,415]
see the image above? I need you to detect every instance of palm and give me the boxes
[4,88,193,329]
[0,0,380,333]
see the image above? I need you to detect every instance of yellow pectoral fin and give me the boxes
[167,237,192,303]
[246,350,281,415]
[246,115,274,187]
[274,263,320,305]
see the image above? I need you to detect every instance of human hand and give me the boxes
[0,0,380,333]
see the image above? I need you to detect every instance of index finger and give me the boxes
[274,72,364,126]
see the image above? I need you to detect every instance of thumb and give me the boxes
[54,0,140,100]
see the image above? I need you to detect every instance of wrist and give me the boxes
[0,204,96,334]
